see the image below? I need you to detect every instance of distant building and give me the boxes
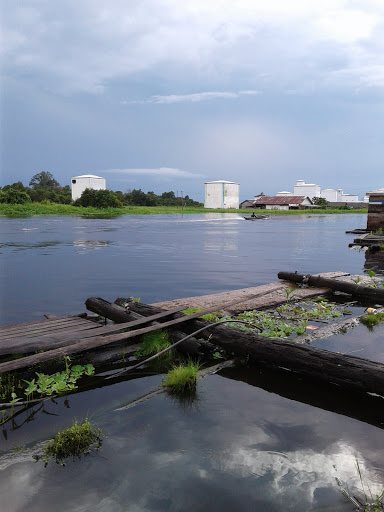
[321,188,343,202]
[366,188,384,230]
[293,180,321,198]
[321,188,359,203]
[204,180,239,209]
[71,174,106,201]
[239,199,255,209]
[253,195,313,210]
[276,191,293,196]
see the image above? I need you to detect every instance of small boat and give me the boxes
[243,214,269,220]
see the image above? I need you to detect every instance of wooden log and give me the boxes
[85,297,216,356]
[85,297,139,323]
[126,301,384,396]
[0,306,186,356]
[0,298,260,374]
[278,271,384,303]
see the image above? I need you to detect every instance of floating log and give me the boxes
[126,301,384,397]
[278,271,384,304]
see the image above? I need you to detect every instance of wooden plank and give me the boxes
[0,306,187,357]
[278,271,384,303]
[0,321,99,341]
[0,317,91,336]
[1,322,103,344]
[0,294,281,373]
[0,314,87,332]
[150,271,350,313]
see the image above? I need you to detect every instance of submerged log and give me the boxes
[126,301,384,397]
[278,271,384,303]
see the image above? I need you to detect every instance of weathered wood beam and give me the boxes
[126,301,384,397]
[278,271,384,303]
[0,295,266,373]
[85,297,211,356]
[0,306,186,356]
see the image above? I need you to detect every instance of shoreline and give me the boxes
[0,203,368,217]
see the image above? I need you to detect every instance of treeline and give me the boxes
[0,172,202,208]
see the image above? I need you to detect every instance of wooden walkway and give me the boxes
[0,269,381,375]
[151,271,350,313]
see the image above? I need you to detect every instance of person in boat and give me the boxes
[251,211,256,218]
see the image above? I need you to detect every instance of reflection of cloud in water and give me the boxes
[222,440,383,508]
[0,459,45,512]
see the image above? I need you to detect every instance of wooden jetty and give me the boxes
[2,270,384,430]
[348,232,384,250]
[1,270,384,397]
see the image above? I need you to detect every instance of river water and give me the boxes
[1,213,384,512]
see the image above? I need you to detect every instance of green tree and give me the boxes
[29,171,60,189]
[312,197,328,207]
[74,189,122,208]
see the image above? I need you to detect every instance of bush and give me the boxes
[0,188,31,204]
[74,189,123,208]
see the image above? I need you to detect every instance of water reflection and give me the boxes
[365,248,384,275]
[0,370,383,512]
[203,230,239,253]
[73,240,111,252]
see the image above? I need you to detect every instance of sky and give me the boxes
[1,0,384,203]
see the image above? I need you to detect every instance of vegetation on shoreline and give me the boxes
[0,202,367,217]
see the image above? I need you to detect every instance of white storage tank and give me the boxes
[276,191,293,196]
[321,189,340,202]
[204,180,240,209]
[71,175,106,201]
[341,193,359,203]
[293,180,321,198]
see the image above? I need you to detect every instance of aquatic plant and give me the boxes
[162,362,200,392]
[360,313,384,330]
[182,307,223,322]
[285,287,296,303]
[0,359,95,426]
[364,270,384,289]
[135,330,171,358]
[42,418,103,466]
[0,373,22,401]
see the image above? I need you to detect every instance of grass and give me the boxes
[182,307,223,322]
[136,330,171,357]
[360,313,384,329]
[0,373,22,401]
[336,458,384,511]
[162,362,200,392]
[42,418,103,466]
[0,203,368,217]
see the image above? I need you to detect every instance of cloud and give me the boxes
[102,167,205,179]
[121,90,261,104]
[3,1,384,95]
